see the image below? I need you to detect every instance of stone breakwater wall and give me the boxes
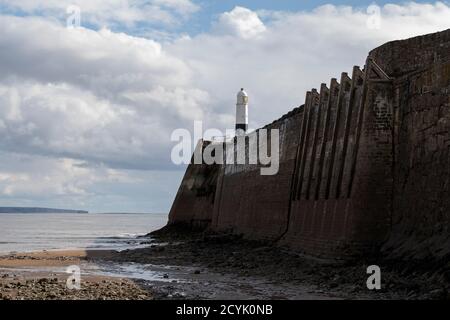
[167,29,450,259]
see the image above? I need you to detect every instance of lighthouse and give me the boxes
[235,88,248,134]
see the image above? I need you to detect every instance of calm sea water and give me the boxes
[0,213,168,254]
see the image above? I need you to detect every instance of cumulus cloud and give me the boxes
[0,2,449,211]
[168,2,450,130]
[0,0,200,28]
[0,151,182,212]
[0,156,103,197]
[0,16,216,171]
[214,6,266,39]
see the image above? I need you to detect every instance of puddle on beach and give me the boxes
[88,262,337,300]
[0,260,188,283]
[1,258,340,300]
[87,262,192,283]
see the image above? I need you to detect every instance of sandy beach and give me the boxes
[0,248,335,300]
[0,249,152,300]
[0,228,448,300]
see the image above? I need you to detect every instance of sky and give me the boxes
[0,0,449,213]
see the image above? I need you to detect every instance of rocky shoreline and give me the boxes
[0,226,448,300]
[0,275,152,300]
[0,250,152,300]
[109,225,449,300]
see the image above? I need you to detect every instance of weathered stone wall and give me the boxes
[167,29,450,259]
[280,63,394,257]
[369,30,450,259]
[211,108,303,241]
[168,141,219,229]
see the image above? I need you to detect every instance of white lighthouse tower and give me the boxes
[235,88,248,135]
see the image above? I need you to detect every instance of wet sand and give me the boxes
[0,250,152,300]
[0,228,448,300]
[0,249,336,300]
[110,227,449,300]
[0,249,96,267]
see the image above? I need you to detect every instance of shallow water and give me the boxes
[88,262,190,283]
[0,212,167,254]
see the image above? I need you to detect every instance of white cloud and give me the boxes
[0,0,200,28]
[153,0,199,15]
[0,151,183,212]
[214,6,266,39]
[0,16,215,171]
[0,2,449,211]
[168,3,450,130]
[0,155,103,197]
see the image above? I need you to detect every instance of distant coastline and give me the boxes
[0,207,88,213]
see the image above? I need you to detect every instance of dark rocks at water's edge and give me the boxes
[114,224,450,300]
[0,275,152,300]
[0,207,88,214]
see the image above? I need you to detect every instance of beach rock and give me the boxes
[429,288,447,299]
[172,292,186,298]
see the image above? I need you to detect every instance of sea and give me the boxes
[0,212,168,254]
